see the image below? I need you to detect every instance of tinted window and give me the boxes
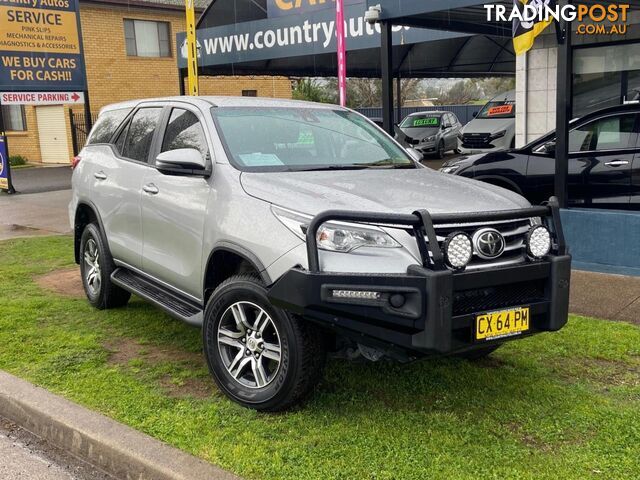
[450,113,459,125]
[87,108,131,144]
[569,114,637,152]
[122,108,162,162]
[161,109,209,159]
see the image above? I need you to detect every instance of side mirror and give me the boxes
[155,148,209,176]
[472,111,478,118]
[543,141,556,154]
[407,148,423,162]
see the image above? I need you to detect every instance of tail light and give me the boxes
[71,156,81,170]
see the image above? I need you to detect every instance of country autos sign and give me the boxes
[0,0,87,91]
[177,1,466,69]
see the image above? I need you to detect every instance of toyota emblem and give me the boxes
[473,228,505,259]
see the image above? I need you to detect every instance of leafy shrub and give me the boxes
[9,155,27,166]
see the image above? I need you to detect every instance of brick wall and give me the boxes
[7,2,291,163]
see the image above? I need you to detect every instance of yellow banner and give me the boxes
[185,0,198,96]
[0,6,80,55]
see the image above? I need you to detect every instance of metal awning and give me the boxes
[179,0,514,79]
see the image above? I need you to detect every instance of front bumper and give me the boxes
[268,199,571,357]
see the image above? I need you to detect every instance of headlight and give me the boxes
[527,225,551,258]
[424,135,436,142]
[490,130,506,140]
[439,164,461,174]
[443,232,473,269]
[272,206,401,253]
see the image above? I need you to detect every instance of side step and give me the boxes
[111,268,203,327]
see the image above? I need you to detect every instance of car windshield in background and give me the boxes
[400,114,441,128]
[476,101,516,119]
[212,107,415,172]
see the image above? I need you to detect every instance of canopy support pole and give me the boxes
[396,75,402,124]
[554,12,572,208]
[381,21,394,135]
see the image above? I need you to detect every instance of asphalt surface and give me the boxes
[0,189,72,240]
[10,166,72,194]
[0,418,113,480]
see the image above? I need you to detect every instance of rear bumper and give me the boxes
[267,198,570,357]
[268,255,571,356]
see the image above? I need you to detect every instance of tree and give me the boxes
[292,78,331,103]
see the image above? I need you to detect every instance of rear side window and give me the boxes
[86,108,131,145]
[161,109,209,159]
[122,108,163,162]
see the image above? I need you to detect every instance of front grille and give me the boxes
[433,217,534,270]
[452,280,546,316]
[462,133,493,149]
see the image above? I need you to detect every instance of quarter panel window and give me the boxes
[122,108,162,162]
[161,109,209,159]
[87,108,131,145]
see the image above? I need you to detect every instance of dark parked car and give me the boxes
[395,111,462,158]
[440,104,640,210]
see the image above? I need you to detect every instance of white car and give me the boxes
[458,90,516,154]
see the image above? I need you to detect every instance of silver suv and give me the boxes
[70,96,571,411]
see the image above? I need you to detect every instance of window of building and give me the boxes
[242,90,258,97]
[2,105,27,132]
[124,19,170,57]
[573,41,640,117]
[161,109,209,159]
[122,108,163,162]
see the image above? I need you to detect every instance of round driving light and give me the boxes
[527,225,551,258]
[443,232,473,269]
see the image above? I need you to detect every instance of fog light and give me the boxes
[332,290,381,300]
[527,225,551,258]
[443,232,473,269]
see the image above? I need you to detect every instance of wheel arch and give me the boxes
[474,175,524,195]
[74,201,110,264]
[203,242,272,303]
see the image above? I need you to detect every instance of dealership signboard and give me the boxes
[0,0,87,92]
[177,0,465,69]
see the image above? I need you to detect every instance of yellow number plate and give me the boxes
[476,307,530,341]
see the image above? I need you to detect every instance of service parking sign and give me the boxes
[0,0,87,91]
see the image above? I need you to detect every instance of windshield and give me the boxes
[400,114,441,128]
[212,107,415,172]
[476,100,516,119]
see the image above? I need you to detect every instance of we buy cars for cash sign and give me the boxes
[0,0,87,91]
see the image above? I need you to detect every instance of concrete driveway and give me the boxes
[11,166,72,195]
[0,189,72,241]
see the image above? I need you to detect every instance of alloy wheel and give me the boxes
[84,238,101,296]
[217,301,282,389]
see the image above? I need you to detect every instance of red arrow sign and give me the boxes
[71,92,80,102]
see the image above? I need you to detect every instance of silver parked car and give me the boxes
[396,111,462,158]
[70,96,571,411]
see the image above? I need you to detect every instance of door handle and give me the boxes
[94,171,107,180]
[143,183,159,195]
[604,160,630,167]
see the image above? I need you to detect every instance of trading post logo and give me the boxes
[485,1,629,55]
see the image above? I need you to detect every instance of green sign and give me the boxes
[413,117,439,127]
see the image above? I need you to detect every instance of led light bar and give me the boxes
[331,290,381,300]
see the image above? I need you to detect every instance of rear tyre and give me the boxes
[436,140,446,159]
[456,344,501,360]
[79,223,130,309]
[203,274,326,411]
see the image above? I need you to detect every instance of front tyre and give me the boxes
[203,274,326,411]
[79,223,130,309]
[436,140,446,159]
